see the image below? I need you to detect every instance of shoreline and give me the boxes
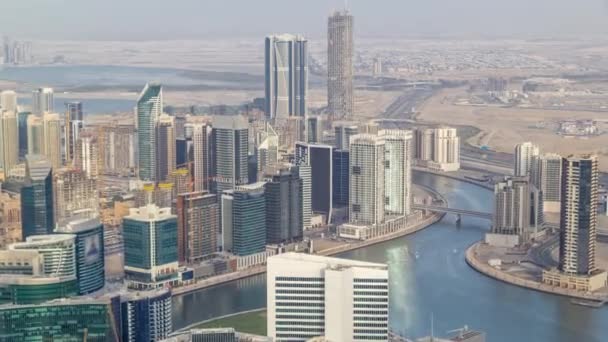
[172,212,445,296]
[465,241,608,304]
[172,169,479,297]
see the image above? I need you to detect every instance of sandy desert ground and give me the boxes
[419,87,608,171]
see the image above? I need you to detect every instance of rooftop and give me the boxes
[269,252,387,270]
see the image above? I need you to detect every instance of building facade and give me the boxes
[264,168,303,244]
[538,153,562,213]
[137,83,163,182]
[294,142,333,223]
[514,142,540,178]
[123,205,179,289]
[176,192,219,264]
[349,134,385,226]
[64,101,84,165]
[221,183,266,256]
[559,155,599,275]
[212,115,249,194]
[0,110,18,174]
[32,87,53,114]
[327,11,354,121]
[21,155,54,239]
[42,112,63,170]
[55,217,105,295]
[267,253,389,342]
[156,113,176,182]
[265,34,308,120]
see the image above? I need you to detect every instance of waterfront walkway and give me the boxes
[466,241,608,303]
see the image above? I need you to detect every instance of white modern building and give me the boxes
[382,129,413,217]
[514,142,540,178]
[349,134,385,226]
[267,253,389,342]
[431,127,460,172]
[334,121,359,150]
[327,10,354,121]
[42,112,63,170]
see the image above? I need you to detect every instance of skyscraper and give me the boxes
[54,217,105,295]
[42,112,63,170]
[121,289,173,341]
[0,90,17,112]
[559,155,599,275]
[54,168,98,223]
[192,122,212,192]
[212,115,249,193]
[334,121,358,150]
[306,115,323,143]
[17,111,31,158]
[265,34,308,120]
[137,83,163,182]
[64,101,84,165]
[27,115,44,155]
[221,183,266,256]
[74,132,100,179]
[267,253,389,342]
[264,167,303,244]
[123,204,179,289]
[432,127,460,171]
[382,129,413,217]
[176,191,219,264]
[0,110,18,174]
[99,123,136,176]
[21,155,54,239]
[156,113,176,182]
[295,142,333,223]
[349,134,385,226]
[32,87,53,114]
[256,123,279,180]
[332,149,350,207]
[537,153,562,213]
[492,177,543,241]
[327,10,354,121]
[514,142,540,178]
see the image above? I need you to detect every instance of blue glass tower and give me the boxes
[137,83,162,182]
[21,155,54,239]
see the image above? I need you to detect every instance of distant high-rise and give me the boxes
[123,204,179,289]
[332,149,350,207]
[382,129,413,217]
[121,289,173,341]
[21,155,54,239]
[42,112,62,170]
[54,168,98,223]
[559,155,599,275]
[17,111,31,158]
[306,116,323,143]
[0,90,17,112]
[27,115,44,156]
[267,253,389,342]
[433,127,460,171]
[75,132,100,179]
[256,123,279,180]
[32,87,53,114]
[295,142,333,223]
[265,34,308,120]
[212,115,249,193]
[156,113,176,182]
[334,121,358,150]
[327,10,354,121]
[99,123,136,176]
[221,183,266,256]
[176,191,219,264]
[537,153,562,213]
[493,177,543,240]
[0,111,18,174]
[64,102,84,165]
[264,167,303,244]
[192,122,212,192]
[137,83,163,182]
[349,134,385,226]
[514,142,540,178]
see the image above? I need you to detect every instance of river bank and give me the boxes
[465,241,608,303]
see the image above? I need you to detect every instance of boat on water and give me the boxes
[570,299,605,308]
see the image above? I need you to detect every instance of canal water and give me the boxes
[172,172,608,341]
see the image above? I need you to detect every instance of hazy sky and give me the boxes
[2,0,608,40]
